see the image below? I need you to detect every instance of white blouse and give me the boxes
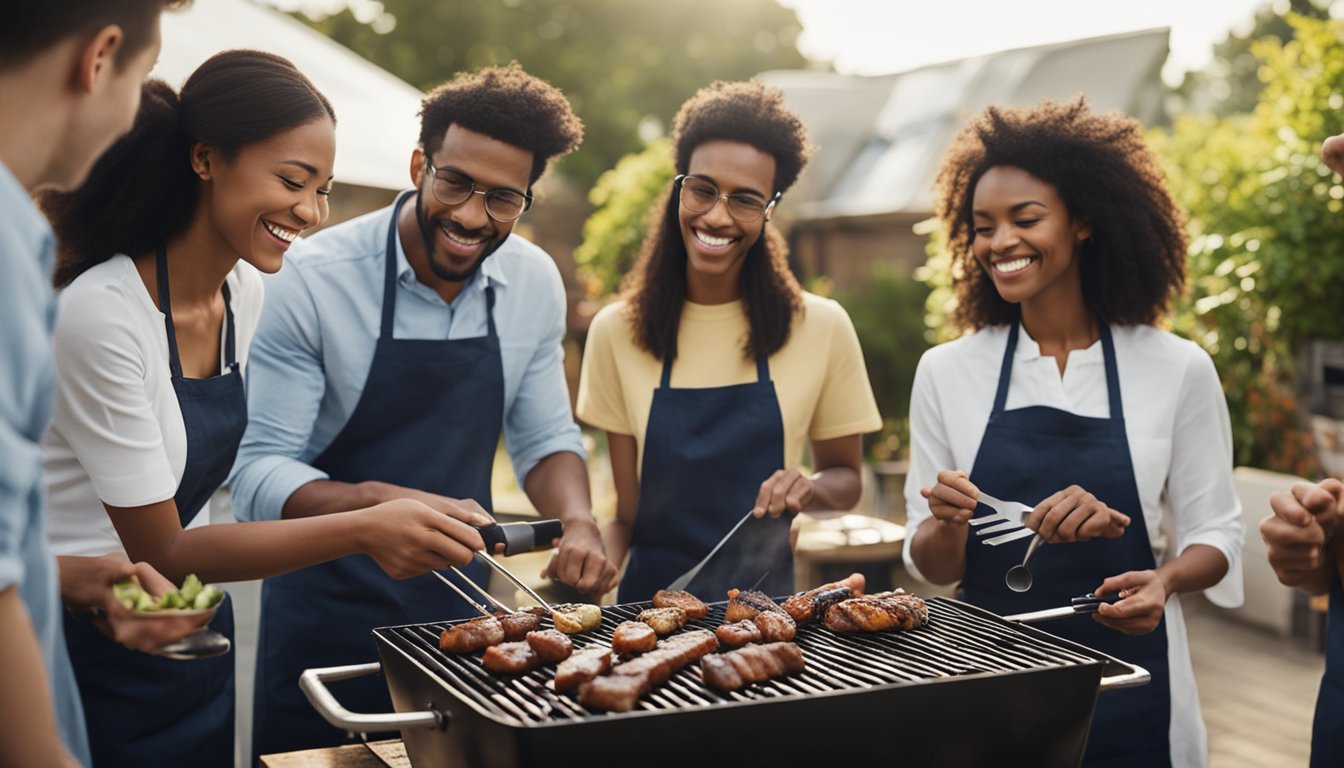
[43,254,263,557]
[903,322,1245,768]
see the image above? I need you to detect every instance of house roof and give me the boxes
[760,27,1170,221]
[154,0,423,191]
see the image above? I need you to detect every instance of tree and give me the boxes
[280,0,809,188]
[573,137,673,299]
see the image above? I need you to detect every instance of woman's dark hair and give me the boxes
[42,49,335,287]
[933,96,1187,332]
[622,80,814,361]
[419,62,583,186]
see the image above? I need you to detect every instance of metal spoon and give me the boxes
[1004,534,1044,592]
[154,628,232,661]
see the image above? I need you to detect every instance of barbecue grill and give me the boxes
[303,596,1148,768]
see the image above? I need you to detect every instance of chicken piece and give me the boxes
[822,592,929,634]
[714,619,762,649]
[702,642,805,693]
[497,610,542,641]
[551,603,603,634]
[781,573,867,623]
[524,628,573,664]
[481,641,540,675]
[554,647,612,694]
[438,615,505,654]
[636,606,687,636]
[752,609,796,642]
[612,620,658,656]
[723,589,785,622]
[651,589,709,621]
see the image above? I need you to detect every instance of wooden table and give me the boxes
[259,739,408,767]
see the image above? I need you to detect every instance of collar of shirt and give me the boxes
[1014,323,1104,366]
[391,215,510,308]
[0,160,56,274]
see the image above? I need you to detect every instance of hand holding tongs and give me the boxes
[431,519,562,615]
[1002,592,1120,623]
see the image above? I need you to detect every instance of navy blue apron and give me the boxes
[252,191,504,757]
[65,245,242,768]
[618,350,792,603]
[1311,573,1344,767]
[962,321,1171,768]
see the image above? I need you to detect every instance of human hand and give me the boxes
[364,481,494,529]
[1093,569,1168,635]
[358,498,486,579]
[1324,134,1344,177]
[1027,485,1130,543]
[540,519,619,596]
[61,555,213,652]
[1260,479,1344,589]
[919,470,979,525]
[751,468,814,519]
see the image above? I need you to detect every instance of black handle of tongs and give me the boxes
[1070,592,1120,614]
[1004,592,1121,623]
[478,519,564,556]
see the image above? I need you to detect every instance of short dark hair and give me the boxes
[418,62,583,186]
[42,50,335,287]
[673,80,814,194]
[0,1,189,72]
[933,96,1188,331]
[622,80,810,362]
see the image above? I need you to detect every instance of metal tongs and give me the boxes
[429,518,561,615]
[1002,592,1119,623]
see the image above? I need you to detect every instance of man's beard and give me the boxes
[415,191,507,283]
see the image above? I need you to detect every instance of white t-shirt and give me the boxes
[903,322,1245,768]
[43,254,264,557]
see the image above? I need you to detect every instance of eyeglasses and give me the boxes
[423,160,533,223]
[676,174,780,223]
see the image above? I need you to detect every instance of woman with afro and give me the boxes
[904,97,1244,766]
[577,81,882,602]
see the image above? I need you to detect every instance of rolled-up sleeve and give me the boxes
[229,262,330,521]
[1168,346,1245,607]
[501,267,585,485]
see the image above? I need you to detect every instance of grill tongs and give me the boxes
[1002,592,1119,623]
[430,519,561,615]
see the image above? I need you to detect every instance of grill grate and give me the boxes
[376,596,1101,726]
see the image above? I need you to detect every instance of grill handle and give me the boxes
[300,662,446,733]
[1098,662,1151,692]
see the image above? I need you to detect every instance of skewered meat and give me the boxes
[525,629,573,663]
[636,606,687,636]
[701,641,805,692]
[497,610,542,641]
[822,591,929,634]
[481,641,540,674]
[714,619,762,649]
[723,589,785,622]
[554,647,612,693]
[781,573,867,624]
[752,609,797,642]
[651,589,708,620]
[551,603,603,634]
[577,630,719,712]
[611,620,658,655]
[438,615,505,654]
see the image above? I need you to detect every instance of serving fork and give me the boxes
[970,491,1037,546]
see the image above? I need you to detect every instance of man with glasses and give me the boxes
[230,63,617,757]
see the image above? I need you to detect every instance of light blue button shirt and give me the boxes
[229,197,586,521]
[0,161,90,765]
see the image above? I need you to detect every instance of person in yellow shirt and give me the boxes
[577,80,883,603]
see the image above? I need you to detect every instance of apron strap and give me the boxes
[221,282,237,371]
[659,352,770,389]
[484,283,497,339]
[1099,323,1123,422]
[990,320,1020,417]
[381,191,417,340]
[156,244,184,380]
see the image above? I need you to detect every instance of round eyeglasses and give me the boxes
[424,160,533,223]
[676,174,780,223]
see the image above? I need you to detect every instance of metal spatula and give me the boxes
[665,510,755,592]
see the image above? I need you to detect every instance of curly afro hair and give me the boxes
[419,62,583,186]
[933,96,1187,332]
[672,80,814,193]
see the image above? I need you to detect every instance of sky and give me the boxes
[777,0,1324,85]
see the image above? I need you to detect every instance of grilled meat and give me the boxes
[714,619,762,649]
[752,609,797,642]
[781,573,866,624]
[525,629,573,664]
[611,620,658,655]
[553,647,612,693]
[438,615,505,654]
[576,673,646,713]
[701,641,805,693]
[822,591,929,634]
[651,589,708,620]
[497,610,542,641]
[576,630,719,712]
[636,606,687,636]
[723,589,785,622]
[481,641,540,674]
[551,603,603,634]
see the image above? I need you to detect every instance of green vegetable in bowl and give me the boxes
[114,573,224,612]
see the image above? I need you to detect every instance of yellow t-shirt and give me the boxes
[576,292,883,472]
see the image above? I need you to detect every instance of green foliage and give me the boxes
[287,0,808,189]
[827,267,932,460]
[573,138,674,298]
